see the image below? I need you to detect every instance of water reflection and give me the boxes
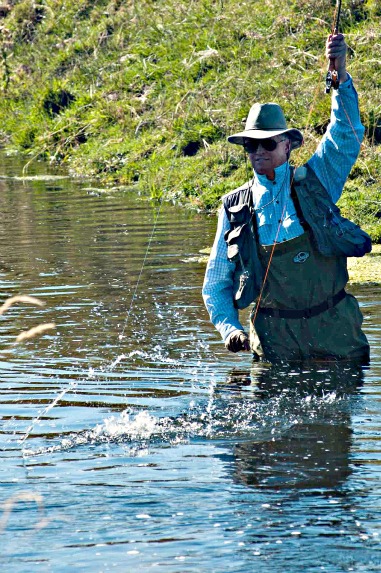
[220,363,365,490]
[224,361,365,398]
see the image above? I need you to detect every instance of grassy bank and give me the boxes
[0,0,380,240]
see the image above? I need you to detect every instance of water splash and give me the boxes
[22,386,349,458]
[95,410,159,441]
[109,346,183,372]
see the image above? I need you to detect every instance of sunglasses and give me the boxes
[243,137,286,153]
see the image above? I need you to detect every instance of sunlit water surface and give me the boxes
[0,153,380,572]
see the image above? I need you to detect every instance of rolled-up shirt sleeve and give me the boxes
[202,207,245,341]
[307,74,365,203]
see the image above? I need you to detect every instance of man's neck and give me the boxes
[254,161,289,183]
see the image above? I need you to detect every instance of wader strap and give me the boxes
[290,179,310,233]
[257,288,346,319]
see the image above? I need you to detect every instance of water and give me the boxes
[0,152,380,572]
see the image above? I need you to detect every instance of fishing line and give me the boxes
[251,166,296,324]
[18,381,77,446]
[18,5,223,448]
[110,191,165,361]
[17,93,193,447]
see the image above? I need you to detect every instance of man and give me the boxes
[202,34,371,363]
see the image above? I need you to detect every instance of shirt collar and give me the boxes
[253,161,290,190]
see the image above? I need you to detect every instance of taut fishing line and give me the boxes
[18,91,194,448]
[18,5,223,449]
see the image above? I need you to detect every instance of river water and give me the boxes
[0,152,380,572]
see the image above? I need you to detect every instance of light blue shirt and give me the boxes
[202,76,365,342]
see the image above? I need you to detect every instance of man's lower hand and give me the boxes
[225,330,250,353]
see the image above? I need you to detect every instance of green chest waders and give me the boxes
[250,232,370,363]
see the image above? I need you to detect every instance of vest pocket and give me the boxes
[225,204,259,309]
[225,223,249,263]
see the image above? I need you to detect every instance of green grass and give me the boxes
[0,0,380,240]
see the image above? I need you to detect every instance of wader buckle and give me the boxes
[303,308,313,319]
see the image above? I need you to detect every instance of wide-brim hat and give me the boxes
[228,102,303,150]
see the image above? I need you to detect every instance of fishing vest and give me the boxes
[223,163,372,310]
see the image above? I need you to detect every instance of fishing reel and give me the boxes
[325,69,340,94]
[325,0,341,93]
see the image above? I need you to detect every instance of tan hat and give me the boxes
[228,102,303,150]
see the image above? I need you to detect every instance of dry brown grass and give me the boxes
[0,295,44,315]
[0,295,56,345]
[15,322,56,343]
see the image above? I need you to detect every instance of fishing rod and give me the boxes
[325,0,342,93]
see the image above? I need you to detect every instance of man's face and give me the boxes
[245,136,292,180]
